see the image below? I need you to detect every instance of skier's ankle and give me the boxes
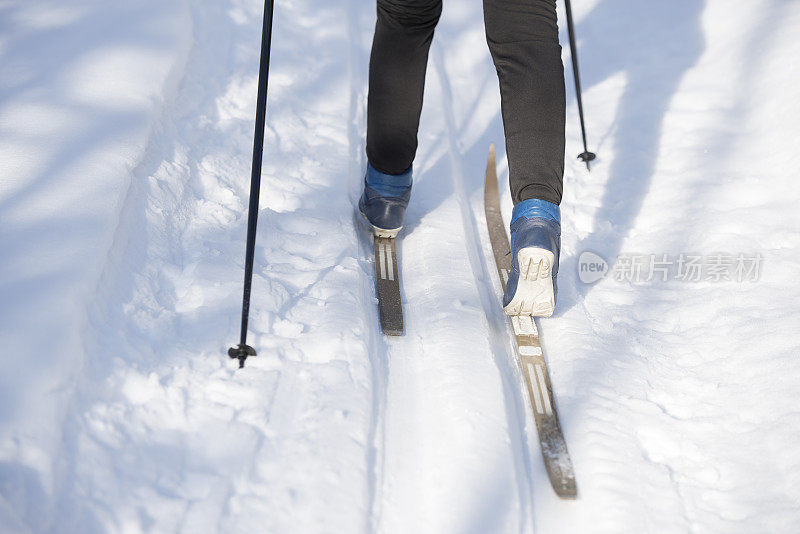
[512,198,560,224]
[365,162,412,197]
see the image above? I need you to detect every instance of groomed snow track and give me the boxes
[3,0,800,533]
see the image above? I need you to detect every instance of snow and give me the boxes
[1,0,800,532]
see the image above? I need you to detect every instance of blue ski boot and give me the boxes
[358,163,412,238]
[503,199,561,317]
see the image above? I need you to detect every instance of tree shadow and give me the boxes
[557,0,706,316]
[0,2,192,530]
[541,3,796,527]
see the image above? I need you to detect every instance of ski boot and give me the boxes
[503,198,561,317]
[358,163,412,238]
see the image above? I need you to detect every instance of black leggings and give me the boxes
[366,0,565,205]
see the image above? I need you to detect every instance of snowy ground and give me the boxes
[2,0,800,532]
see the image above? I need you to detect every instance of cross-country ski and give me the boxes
[358,162,410,334]
[3,0,800,532]
[484,143,576,498]
[371,235,403,335]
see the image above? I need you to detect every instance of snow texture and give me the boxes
[1,0,800,532]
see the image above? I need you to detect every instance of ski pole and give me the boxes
[228,0,276,368]
[563,0,596,170]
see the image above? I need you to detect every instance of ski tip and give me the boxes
[486,143,497,178]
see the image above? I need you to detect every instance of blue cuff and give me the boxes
[366,163,412,197]
[511,198,560,224]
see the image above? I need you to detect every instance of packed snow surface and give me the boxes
[2,0,800,532]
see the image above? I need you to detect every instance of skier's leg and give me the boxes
[484,0,565,316]
[367,0,442,174]
[483,0,565,206]
[361,0,442,237]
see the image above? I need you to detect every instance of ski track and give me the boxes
[430,40,534,533]
[345,1,388,530]
[345,1,534,532]
[3,0,800,532]
[360,2,540,531]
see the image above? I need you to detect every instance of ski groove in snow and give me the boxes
[346,1,388,530]
[430,40,535,533]
[4,0,800,532]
